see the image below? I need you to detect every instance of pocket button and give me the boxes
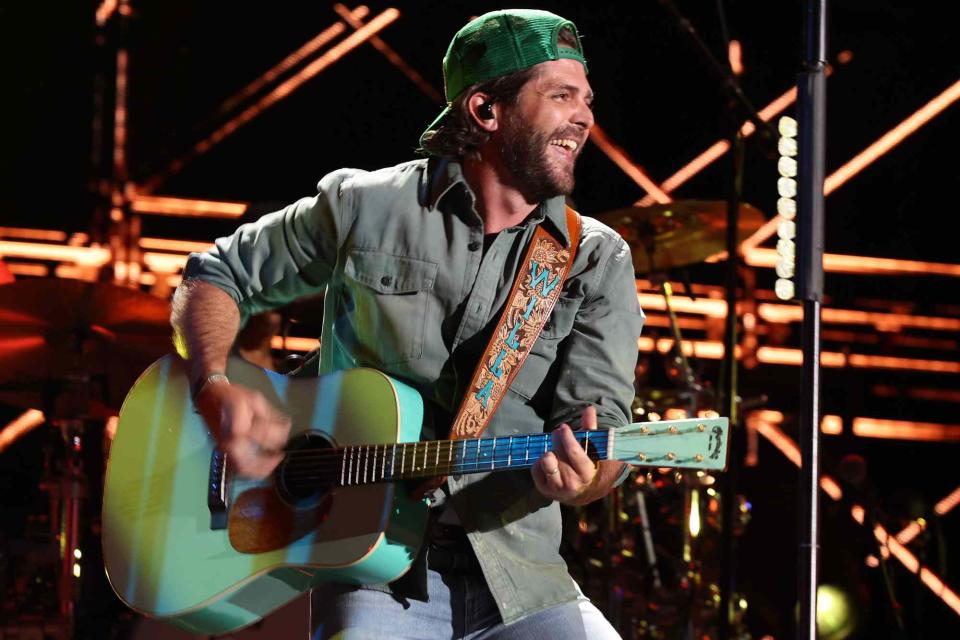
[380,275,393,286]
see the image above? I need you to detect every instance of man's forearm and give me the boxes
[170,280,241,385]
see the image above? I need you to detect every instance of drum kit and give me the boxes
[0,199,764,638]
[0,279,173,638]
[565,199,764,640]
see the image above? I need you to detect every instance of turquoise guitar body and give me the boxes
[103,355,429,635]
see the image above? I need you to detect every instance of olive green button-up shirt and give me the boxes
[184,158,645,624]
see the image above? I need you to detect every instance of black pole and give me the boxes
[717,130,745,640]
[796,1,827,638]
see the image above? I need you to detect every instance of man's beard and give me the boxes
[499,113,578,203]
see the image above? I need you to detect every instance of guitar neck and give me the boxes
[275,416,728,493]
[331,430,609,486]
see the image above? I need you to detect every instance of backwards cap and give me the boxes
[420,9,587,149]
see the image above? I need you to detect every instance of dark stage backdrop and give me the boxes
[1,1,958,638]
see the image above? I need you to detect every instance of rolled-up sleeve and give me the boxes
[182,169,357,323]
[550,234,645,430]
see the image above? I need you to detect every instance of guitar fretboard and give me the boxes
[331,430,609,486]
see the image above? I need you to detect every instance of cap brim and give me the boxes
[418,104,453,152]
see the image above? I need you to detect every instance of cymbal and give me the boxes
[0,279,172,413]
[594,200,765,274]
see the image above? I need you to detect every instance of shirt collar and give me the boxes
[421,158,572,247]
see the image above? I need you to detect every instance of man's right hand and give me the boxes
[194,380,292,479]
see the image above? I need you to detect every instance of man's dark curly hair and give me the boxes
[418,68,537,159]
[419,27,580,159]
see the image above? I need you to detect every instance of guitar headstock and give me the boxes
[611,417,729,471]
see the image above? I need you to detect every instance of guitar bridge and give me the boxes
[208,448,229,530]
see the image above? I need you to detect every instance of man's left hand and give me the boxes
[533,405,616,506]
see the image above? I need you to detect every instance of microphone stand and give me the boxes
[655,2,777,637]
[795,2,827,638]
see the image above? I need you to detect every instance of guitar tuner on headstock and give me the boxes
[611,416,730,471]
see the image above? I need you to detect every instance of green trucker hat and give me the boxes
[419,9,588,149]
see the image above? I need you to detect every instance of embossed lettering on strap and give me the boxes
[450,206,582,440]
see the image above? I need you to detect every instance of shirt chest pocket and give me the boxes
[510,294,582,400]
[341,250,438,365]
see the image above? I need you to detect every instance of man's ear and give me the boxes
[467,92,498,131]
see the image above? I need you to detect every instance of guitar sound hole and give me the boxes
[277,432,336,508]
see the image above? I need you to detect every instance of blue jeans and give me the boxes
[310,569,618,640]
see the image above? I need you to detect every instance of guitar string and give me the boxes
[277,426,713,461]
[274,428,714,474]
[278,450,708,480]
[279,449,710,489]
[278,435,718,486]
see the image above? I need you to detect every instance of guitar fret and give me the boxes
[507,435,513,468]
[348,446,354,485]
[524,435,530,465]
[340,448,346,486]
[363,446,369,484]
[491,437,497,470]
[460,440,467,474]
[435,440,440,470]
[380,445,386,480]
[390,445,396,480]
[401,443,406,477]
[353,447,359,485]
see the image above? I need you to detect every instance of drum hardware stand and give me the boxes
[634,488,662,591]
[656,1,780,637]
[637,226,722,640]
[34,377,99,640]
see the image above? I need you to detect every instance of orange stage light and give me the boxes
[821,415,843,435]
[0,409,45,454]
[728,40,744,76]
[0,227,68,241]
[113,48,128,181]
[851,418,960,442]
[847,354,960,374]
[194,10,399,156]
[826,79,960,196]
[4,264,49,277]
[130,196,248,219]
[935,486,960,516]
[637,85,801,207]
[96,0,118,26]
[639,335,959,375]
[589,125,672,203]
[895,521,924,545]
[636,292,727,317]
[746,411,842,500]
[140,8,400,194]
[139,238,214,253]
[271,336,320,353]
[757,302,960,331]
[0,241,111,266]
[217,10,366,115]
[333,3,443,104]
[746,247,960,278]
[745,77,960,250]
[142,253,189,273]
[751,414,960,615]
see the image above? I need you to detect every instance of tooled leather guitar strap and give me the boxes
[421,206,582,494]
